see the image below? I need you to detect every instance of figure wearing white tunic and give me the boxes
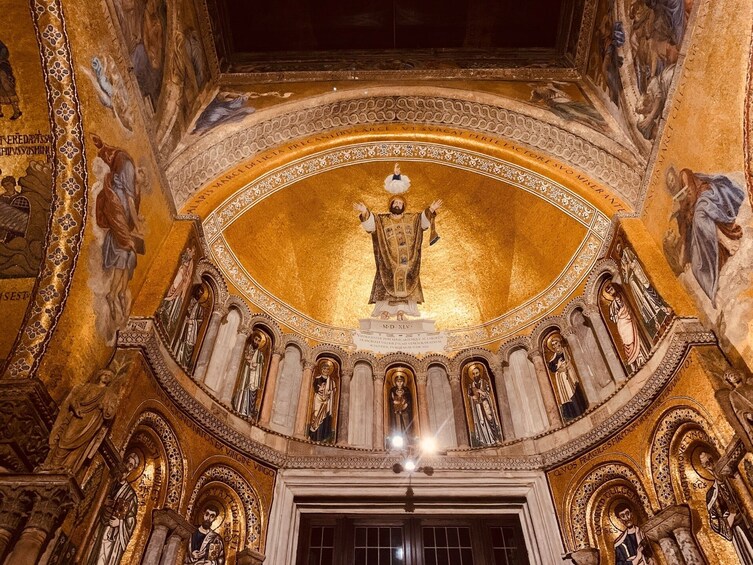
[467,368,503,447]
[233,342,264,418]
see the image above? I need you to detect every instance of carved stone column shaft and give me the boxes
[491,363,515,441]
[373,374,385,449]
[259,350,283,426]
[294,362,315,439]
[336,371,352,445]
[528,350,562,428]
[582,306,627,384]
[449,375,470,448]
[416,373,431,439]
[193,309,225,383]
[219,330,250,404]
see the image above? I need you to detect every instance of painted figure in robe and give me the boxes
[158,246,195,337]
[185,505,225,565]
[602,281,648,373]
[388,372,414,440]
[465,363,503,447]
[545,332,587,421]
[613,504,655,565]
[308,359,337,443]
[233,331,266,419]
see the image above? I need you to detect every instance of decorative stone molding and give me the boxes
[119,318,715,472]
[168,93,643,210]
[187,464,262,550]
[224,295,255,333]
[279,335,310,363]
[122,411,185,511]
[194,259,229,305]
[498,336,532,362]
[418,354,452,374]
[246,315,284,350]
[529,316,567,350]
[375,352,423,374]
[449,348,499,375]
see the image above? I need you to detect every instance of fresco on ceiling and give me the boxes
[588,0,693,142]
[112,0,167,112]
[88,135,148,345]
[528,81,608,132]
[305,357,340,444]
[461,361,503,447]
[191,90,292,135]
[80,55,134,133]
[232,326,272,422]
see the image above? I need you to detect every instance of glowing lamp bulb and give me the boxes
[420,437,437,454]
[391,434,405,449]
[404,459,416,472]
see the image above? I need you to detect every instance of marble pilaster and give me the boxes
[259,348,284,427]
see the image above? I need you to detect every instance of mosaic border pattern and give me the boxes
[203,142,610,350]
[3,0,88,378]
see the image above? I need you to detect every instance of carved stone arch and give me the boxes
[186,463,263,551]
[194,259,229,305]
[498,336,532,364]
[348,352,378,375]
[166,88,643,210]
[649,405,721,508]
[247,314,284,349]
[449,348,499,375]
[584,259,621,307]
[223,295,253,332]
[529,316,567,353]
[311,344,348,371]
[421,354,452,375]
[375,352,422,375]
[281,334,311,362]
[121,410,184,511]
[568,461,654,550]
[563,298,589,327]
[675,427,717,503]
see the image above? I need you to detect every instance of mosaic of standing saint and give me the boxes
[353,163,442,321]
[543,330,588,422]
[232,329,271,421]
[307,358,339,444]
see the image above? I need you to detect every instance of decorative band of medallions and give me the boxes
[203,142,610,350]
[3,0,88,378]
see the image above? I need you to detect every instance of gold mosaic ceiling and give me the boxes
[202,136,611,347]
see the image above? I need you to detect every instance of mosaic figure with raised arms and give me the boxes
[354,163,442,321]
[87,452,139,565]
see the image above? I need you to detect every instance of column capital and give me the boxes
[415,372,428,385]
[527,349,543,363]
[581,304,600,319]
[152,508,195,539]
[448,373,461,385]
[565,547,600,565]
[373,371,385,383]
[642,504,692,542]
[272,346,286,357]
[303,360,316,371]
[0,488,33,531]
[237,547,266,565]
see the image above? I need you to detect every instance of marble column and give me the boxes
[193,307,226,383]
[237,547,266,565]
[448,374,470,448]
[143,508,194,565]
[4,480,78,565]
[336,369,352,445]
[528,349,563,429]
[219,328,251,404]
[567,547,600,564]
[294,361,315,439]
[490,361,515,441]
[415,372,431,439]
[582,305,627,384]
[373,372,385,449]
[643,505,701,565]
[259,347,284,427]
[0,487,32,561]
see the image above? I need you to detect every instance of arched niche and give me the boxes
[384,364,420,448]
[566,304,618,402]
[504,347,549,439]
[304,356,341,444]
[231,324,275,422]
[426,363,457,450]
[203,305,242,393]
[270,343,304,435]
[459,359,504,447]
[349,360,375,449]
[539,325,589,423]
[171,276,216,374]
